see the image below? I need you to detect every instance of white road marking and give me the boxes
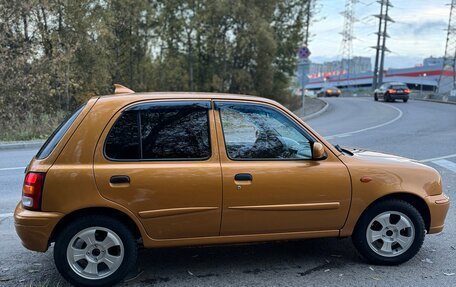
[431,159,456,173]
[0,213,13,218]
[419,153,456,163]
[325,103,403,140]
[0,167,25,171]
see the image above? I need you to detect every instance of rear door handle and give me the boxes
[234,173,253,181]
[110,175,130,184]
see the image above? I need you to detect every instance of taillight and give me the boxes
[405,89,411,94]
[22,172,45,211]
[388,89,396,94]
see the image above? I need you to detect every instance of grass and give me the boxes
[0,111,67,142]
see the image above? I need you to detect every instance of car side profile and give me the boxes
[374,82,411,102]
[15,85,449,286]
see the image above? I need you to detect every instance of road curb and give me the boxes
[0,140,44,151]
[303,99,329,121]
[413,98,456,105]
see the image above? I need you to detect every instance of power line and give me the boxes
[372,0,394,90]
[338,0,358,86]
[437,0,456,97]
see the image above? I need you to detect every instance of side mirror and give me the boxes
[312,142,326,160]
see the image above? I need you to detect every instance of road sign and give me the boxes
[298,46,311,59]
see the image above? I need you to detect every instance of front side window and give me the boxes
[105,101,211,160]
[217,102,313,160]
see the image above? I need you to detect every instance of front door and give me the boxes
[214,101,351,235]
[94,100,222,240]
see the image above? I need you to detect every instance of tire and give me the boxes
[403,99,408,103]
[374,94,378,101]
[352,199,425,265]
[54,216,138,287]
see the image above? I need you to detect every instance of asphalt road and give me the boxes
[0,97,455,286]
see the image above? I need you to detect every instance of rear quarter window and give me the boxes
[36,105,86,159]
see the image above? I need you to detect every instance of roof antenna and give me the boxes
[114,84,135,94]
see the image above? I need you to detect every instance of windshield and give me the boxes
[391,84,407,89]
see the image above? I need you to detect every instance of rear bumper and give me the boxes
[390,94,409,100]
[425,193,450,234]
[14,203,64,252]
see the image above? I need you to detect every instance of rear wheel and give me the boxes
[403,99,408,103]
[54,216,138,287]
[352,199,425,265]
[374,94,378,101]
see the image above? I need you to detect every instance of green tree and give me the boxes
[0,0,314,140]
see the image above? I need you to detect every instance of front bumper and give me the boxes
[14,203,64,252]
[425,193,450,234]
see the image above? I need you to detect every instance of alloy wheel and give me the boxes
[66,227,124,280]
[366,211,415,257]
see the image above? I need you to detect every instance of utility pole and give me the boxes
[372,0,393,90]
[298,0,313,116]
[304,0,312,46]
[339,0,358,90]
[372,1,384,91]
[437,0,456,98]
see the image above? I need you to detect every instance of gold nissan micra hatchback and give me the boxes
[15,85,449,286]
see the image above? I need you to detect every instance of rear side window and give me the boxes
[104,111,140,160]
[36,105,86,159]
[105,101,211,161]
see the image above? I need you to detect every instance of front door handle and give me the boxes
[110,175,130,184]
[234,173,253,181]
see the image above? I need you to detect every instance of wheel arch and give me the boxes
[354,192,431,233]
[49,207,143,245]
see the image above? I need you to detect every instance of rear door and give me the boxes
[94,100,222,240]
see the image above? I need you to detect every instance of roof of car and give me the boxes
[100,91,276,104]
[384,82,407,85]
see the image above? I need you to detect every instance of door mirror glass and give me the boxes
[312,142,326,160]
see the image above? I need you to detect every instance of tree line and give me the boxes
[0,0,313,140]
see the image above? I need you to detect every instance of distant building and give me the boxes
[305,56,452,92]
[423,56,443,67]
[308,56,372,79]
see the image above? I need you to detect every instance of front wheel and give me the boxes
[352,199,425,265]
[54,216,138,287]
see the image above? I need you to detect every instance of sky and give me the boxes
[309,0,450,69]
